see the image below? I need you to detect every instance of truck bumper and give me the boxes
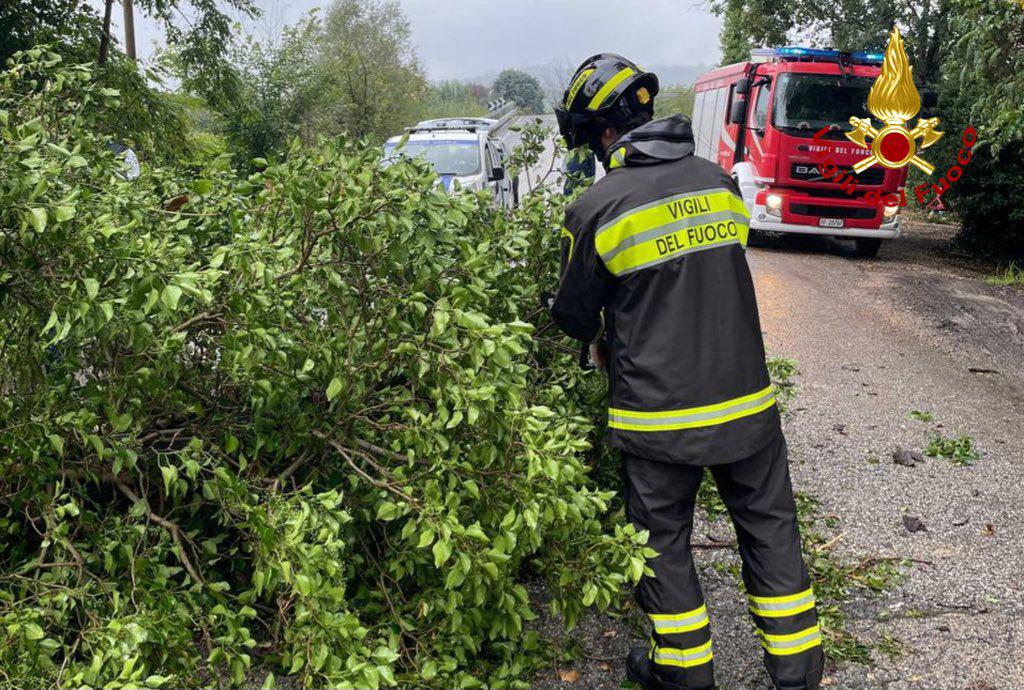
[749,204,901,239]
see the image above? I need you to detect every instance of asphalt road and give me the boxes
[533,221,1024,690]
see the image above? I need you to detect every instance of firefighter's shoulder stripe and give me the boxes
[593,187,750,277]
[609,385,775,432]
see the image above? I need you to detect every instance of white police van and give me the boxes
[384,122,517,208]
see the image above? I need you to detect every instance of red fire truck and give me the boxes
[692,47,922,257]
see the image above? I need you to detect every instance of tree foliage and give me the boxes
[708,0,951,82]
[421,81,490,120]
[655,85,696,120]
[0,50,650,688]
[492,70,544,113]
[939,0,1024,258]
[219,0,428,163]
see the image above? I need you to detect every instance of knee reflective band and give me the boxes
[748,587,816,618]
[757,624,822,656]
[594,188,750,277]
[652,640,714,669]
[649,604,709,634]
[609,385,776,432]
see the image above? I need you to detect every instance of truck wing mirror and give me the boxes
[735,77,750,96]
[489,167,505,182]
[729,99,747,125]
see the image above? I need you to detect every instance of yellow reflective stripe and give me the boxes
[565,68,594,108]
[608,146,627,169]
[594,190,750,276]
[649,604,709,634]
[588,67,635,110]
[595,189,742,256]
[748,587,816,618]
[652,640,713,668]
[560,227,575,264]
[757,624,822,656]
[609,386,775,432]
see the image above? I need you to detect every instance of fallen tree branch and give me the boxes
[355,438,419,466]
[314,431,420,508]
[104,472,205,584]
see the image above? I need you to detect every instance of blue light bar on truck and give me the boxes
[751,47,883,64]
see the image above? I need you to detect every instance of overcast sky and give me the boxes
[91,0,722,81]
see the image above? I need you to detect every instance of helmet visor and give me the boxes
[554,106,596,150]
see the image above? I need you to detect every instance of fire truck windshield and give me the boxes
[772,73,874,138]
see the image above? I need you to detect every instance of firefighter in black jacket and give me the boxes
[551,54,825,690]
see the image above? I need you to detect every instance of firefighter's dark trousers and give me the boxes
[623,434,824,690]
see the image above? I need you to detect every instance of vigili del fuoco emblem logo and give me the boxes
[846,27,943,174]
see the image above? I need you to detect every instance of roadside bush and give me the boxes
[0,50,649,689]
[940,0,1024,260]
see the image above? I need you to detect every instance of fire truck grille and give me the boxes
[790,163,886,186]
[790,203,877,220]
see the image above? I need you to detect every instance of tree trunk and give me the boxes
[123,0,137,61]
[98,0,114,65]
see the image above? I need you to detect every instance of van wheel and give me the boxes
[854,238,883,258]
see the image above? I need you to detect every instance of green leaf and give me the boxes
[47,434,64,456]
[54,205,76,222]
[26,207,46,233]
[99,301,114,322]
[261,672,276,690]
[376,501,400,521]
[83,277,99,299]
[23,623,44,640]
[160,465,178,494]
[67,155,87,168]
[432,539,452,567]
[161,285,183,311]
[326,377,343,401]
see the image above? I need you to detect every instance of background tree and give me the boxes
[708,0,950,83]
[107,0,257,105]
[420,80,490,119]
[492,69,545,112]
[939,0,1024,258]
[215,0,428,162]
[655,85,696,119]
[312,0,426,139]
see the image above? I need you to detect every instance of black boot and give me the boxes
[626,646,713,690]
[626,646,664,689]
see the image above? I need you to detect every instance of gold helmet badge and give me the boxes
[846,27,943,175]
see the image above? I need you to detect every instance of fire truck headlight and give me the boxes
[883,204,899,220]
[765,193,783,216]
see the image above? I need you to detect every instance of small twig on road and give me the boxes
[692,541,735,549]
[816,533,844,552]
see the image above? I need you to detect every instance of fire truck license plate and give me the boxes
[819,218,844,228]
